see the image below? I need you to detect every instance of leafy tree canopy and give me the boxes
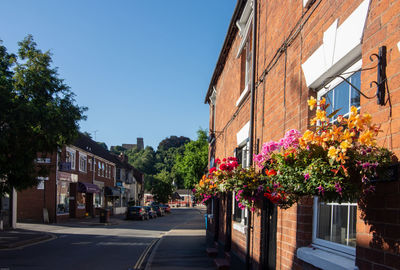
[0,36,87,195]
[150,170,174,203]
[97,142,108,150]
[157,136,190,152]
[174,129,208,189]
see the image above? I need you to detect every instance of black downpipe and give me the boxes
[225,192,233,252]
[246,0,257,269]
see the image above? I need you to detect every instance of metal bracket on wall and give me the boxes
[323,46,388,106]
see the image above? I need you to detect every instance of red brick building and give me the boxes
[17,134,118,223]
[205,0,400,269]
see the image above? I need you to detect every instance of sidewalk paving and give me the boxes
[145,206,215,270]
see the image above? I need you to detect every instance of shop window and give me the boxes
[57,181,70,214]
[313,60,361,256]
[79,154,87,173]
[77,192,86,209]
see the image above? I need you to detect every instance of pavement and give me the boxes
[144,206,215,270]
[0,207,216,269]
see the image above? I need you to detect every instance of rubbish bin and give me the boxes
[99,209,110,223]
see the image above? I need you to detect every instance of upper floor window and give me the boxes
[235,0,253,107]
[79,154,87,173]
[88,158,93,171]
[66,147,76,170]
[313,60,361,256]
[98,162,101,176]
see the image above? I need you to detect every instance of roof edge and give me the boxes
[204,0,247,104]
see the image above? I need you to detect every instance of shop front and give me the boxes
[104,186,122,215]
[69,182,100,218]
[56,172,77,222]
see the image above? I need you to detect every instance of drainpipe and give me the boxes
[246,0,257,269]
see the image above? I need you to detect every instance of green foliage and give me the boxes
[97,141,108,150]
[127,146,157,175]
[151,170,174,203]
[174,129,208,189]
[110,145,126,155]
[157,136,190,152]
[0,36,86,195]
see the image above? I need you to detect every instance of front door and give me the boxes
[260,198,277,269]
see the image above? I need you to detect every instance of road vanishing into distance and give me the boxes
[0,208,201,270]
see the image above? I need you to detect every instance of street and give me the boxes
[0,208,205,270]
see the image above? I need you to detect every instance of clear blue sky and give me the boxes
[0,0,236,149]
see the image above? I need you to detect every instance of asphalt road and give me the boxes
[0,208,201,270]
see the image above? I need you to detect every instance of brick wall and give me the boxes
[207,0,400,269]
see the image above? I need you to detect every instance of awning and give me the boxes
[105,186,121,197]
[78,182,101,194]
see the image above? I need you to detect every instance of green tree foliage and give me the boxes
[151,170,174,203]
[127,146,157,176]
[157,136,190,152]
[0,36,86,195]
[174,129,208,189]
[110,145,126,155]
[97,142,108,150]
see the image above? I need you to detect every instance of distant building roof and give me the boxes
[73,134,116,164]
[176,189,193,196]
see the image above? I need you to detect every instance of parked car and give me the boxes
[160,204,171,213]
[126,206,149,220]
[152,205,165,217]
[145,206,157,219]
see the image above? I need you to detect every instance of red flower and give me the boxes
[209,167,217,174]
[220,164,228,171]
[265,169,277,176]
[215,158,221,164]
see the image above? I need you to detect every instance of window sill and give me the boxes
[236,86,250,107]
[297,246,358,270]
[233,222,247,234]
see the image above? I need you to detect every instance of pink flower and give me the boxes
[317,185,325,196]
[304,173,310,181]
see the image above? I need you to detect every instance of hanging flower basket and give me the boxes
[254,97,394,205]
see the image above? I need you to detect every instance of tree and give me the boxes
[174,129,208,189]
[151,170,174,203]
[97,142,108,150]
[0,36,86,195]
[157,136,190,152]
[127,146,157,175]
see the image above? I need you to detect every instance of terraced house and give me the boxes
[205,0,400,269]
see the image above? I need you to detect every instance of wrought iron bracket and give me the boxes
[323,46,387,106]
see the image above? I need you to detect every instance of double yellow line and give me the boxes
[133,239,158,270]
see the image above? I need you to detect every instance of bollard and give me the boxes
[204,214,208,230]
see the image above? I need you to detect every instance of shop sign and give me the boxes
[36,158,51,164]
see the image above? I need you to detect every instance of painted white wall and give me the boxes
[302,0,370,89]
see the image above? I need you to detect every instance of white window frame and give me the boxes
[66,147,76,170]
[79,153,87,173]
[232,140,250,233]
[312,60,362,257]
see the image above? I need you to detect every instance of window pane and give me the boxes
[317,202,356,247]
[331,204,348,245]
[334,81,350,116]
[317,202,331,241]
[350,72,361,108]
[323,90,333,119]
[348,205,357,247]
